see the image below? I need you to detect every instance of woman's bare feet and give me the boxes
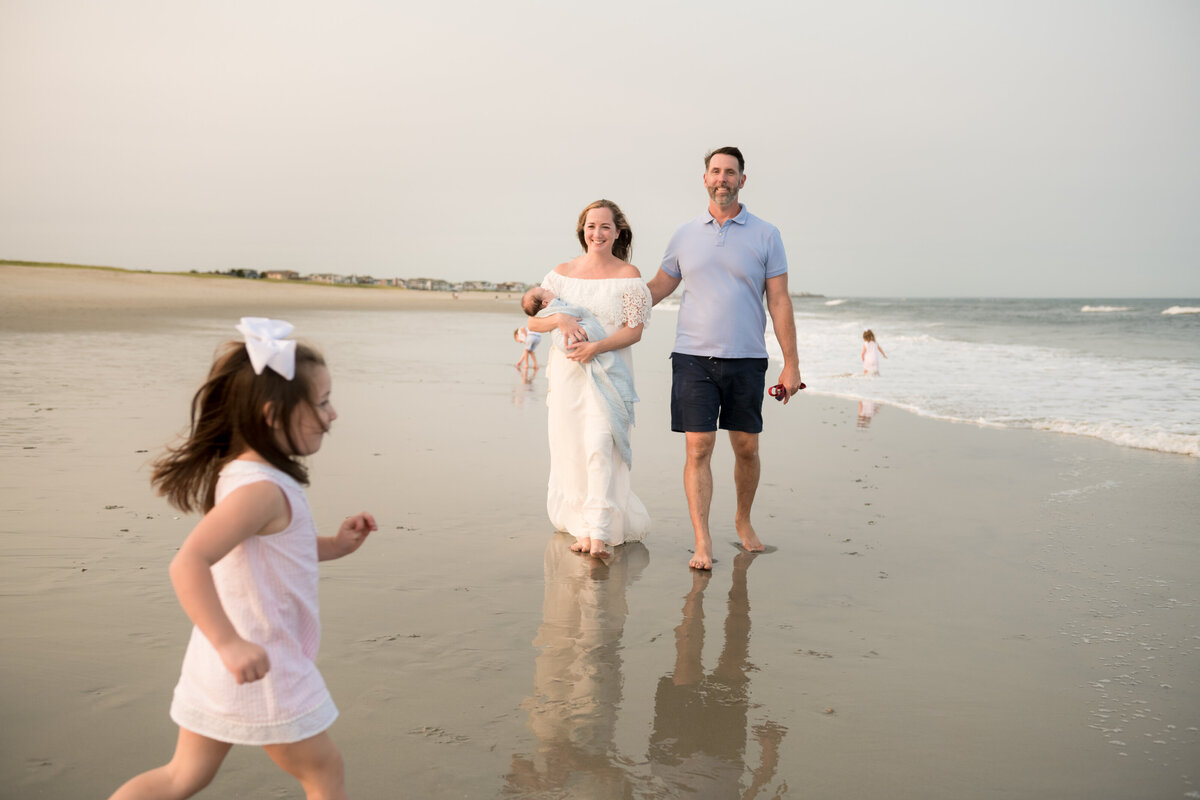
[570,537,591,553]
[589,539,612,559]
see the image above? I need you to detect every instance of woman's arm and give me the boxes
[566,323,643,363]
[526,312,574,334]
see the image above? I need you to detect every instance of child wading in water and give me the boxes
[514,325,541,372]
[108,318,377,800]
[862,329,887,376]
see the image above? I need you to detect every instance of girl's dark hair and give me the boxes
[576,199,634,263]
[151,340,326,513]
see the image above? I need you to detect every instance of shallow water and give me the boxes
[752,296,1200,456]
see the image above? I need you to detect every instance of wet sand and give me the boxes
[1,265,1197,798]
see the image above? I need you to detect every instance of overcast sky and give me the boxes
[2,0,1197,297]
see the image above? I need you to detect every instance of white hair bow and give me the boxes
[236,317,297,380]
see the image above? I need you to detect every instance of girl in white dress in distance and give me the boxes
[108,318,377,800]
[862,328,887,376]
[526,200,652,560]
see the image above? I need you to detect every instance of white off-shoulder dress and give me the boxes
[540,271,651,547]
[169,460,337,745]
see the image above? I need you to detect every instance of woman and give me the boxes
[527,199,651,559]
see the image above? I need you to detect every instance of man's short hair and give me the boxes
[704,146,744,173]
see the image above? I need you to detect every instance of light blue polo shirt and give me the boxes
[660,205,788,358]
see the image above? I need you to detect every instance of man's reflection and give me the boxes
[649,551,787,798]
[505,534,649,797]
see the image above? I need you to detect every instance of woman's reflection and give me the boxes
[649,551,788,798]
[505,534,649,797]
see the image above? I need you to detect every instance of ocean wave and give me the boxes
[1162,306,1200,315]
[797,387,1198,458]
[1036,420,1199,457]
[824,299,848,306]
[1080,305,1133,313]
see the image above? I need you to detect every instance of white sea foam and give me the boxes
[771,298,1200,458]
[824,299,848,306]
[1162,306,1200,315]
[1081,305,1132,313]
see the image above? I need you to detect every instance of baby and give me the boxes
[520,286,638,466]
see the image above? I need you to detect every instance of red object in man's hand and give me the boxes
[769,383,806,401]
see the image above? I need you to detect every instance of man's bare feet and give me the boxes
[689,534,713,570]
[735,519,766,553]
[571,537,591,553]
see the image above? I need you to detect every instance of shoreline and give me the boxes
[5,262,1196,461]
[0,263,523,330]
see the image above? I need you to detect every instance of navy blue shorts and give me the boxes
[670,353,768,433]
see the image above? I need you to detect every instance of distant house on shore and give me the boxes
[308,273,347,284]
[407,277,454,292]
[496,281,526,293]
[264,270,300,281]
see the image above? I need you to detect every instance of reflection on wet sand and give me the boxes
[505,534,649,797]
[649,552,788,799]
[857,399,878,430]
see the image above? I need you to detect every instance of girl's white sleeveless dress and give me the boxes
[863,340,881,375]
[169,460,337,745]
[540,271,651,546]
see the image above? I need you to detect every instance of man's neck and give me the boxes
[708,201,742,224]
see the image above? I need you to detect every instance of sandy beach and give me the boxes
[2,265,1197,799]
[0,263,522,331]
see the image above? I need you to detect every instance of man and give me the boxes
[646,146,804,570]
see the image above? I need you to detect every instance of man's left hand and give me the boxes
[776,365,804,405]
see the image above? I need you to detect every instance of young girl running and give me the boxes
[109,318,377,800]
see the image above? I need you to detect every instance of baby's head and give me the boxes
[522,287,556,316]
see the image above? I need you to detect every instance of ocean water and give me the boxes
[717,296,1198,457]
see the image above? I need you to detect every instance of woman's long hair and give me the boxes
[576,199,634,263]
[151,340,325,513]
